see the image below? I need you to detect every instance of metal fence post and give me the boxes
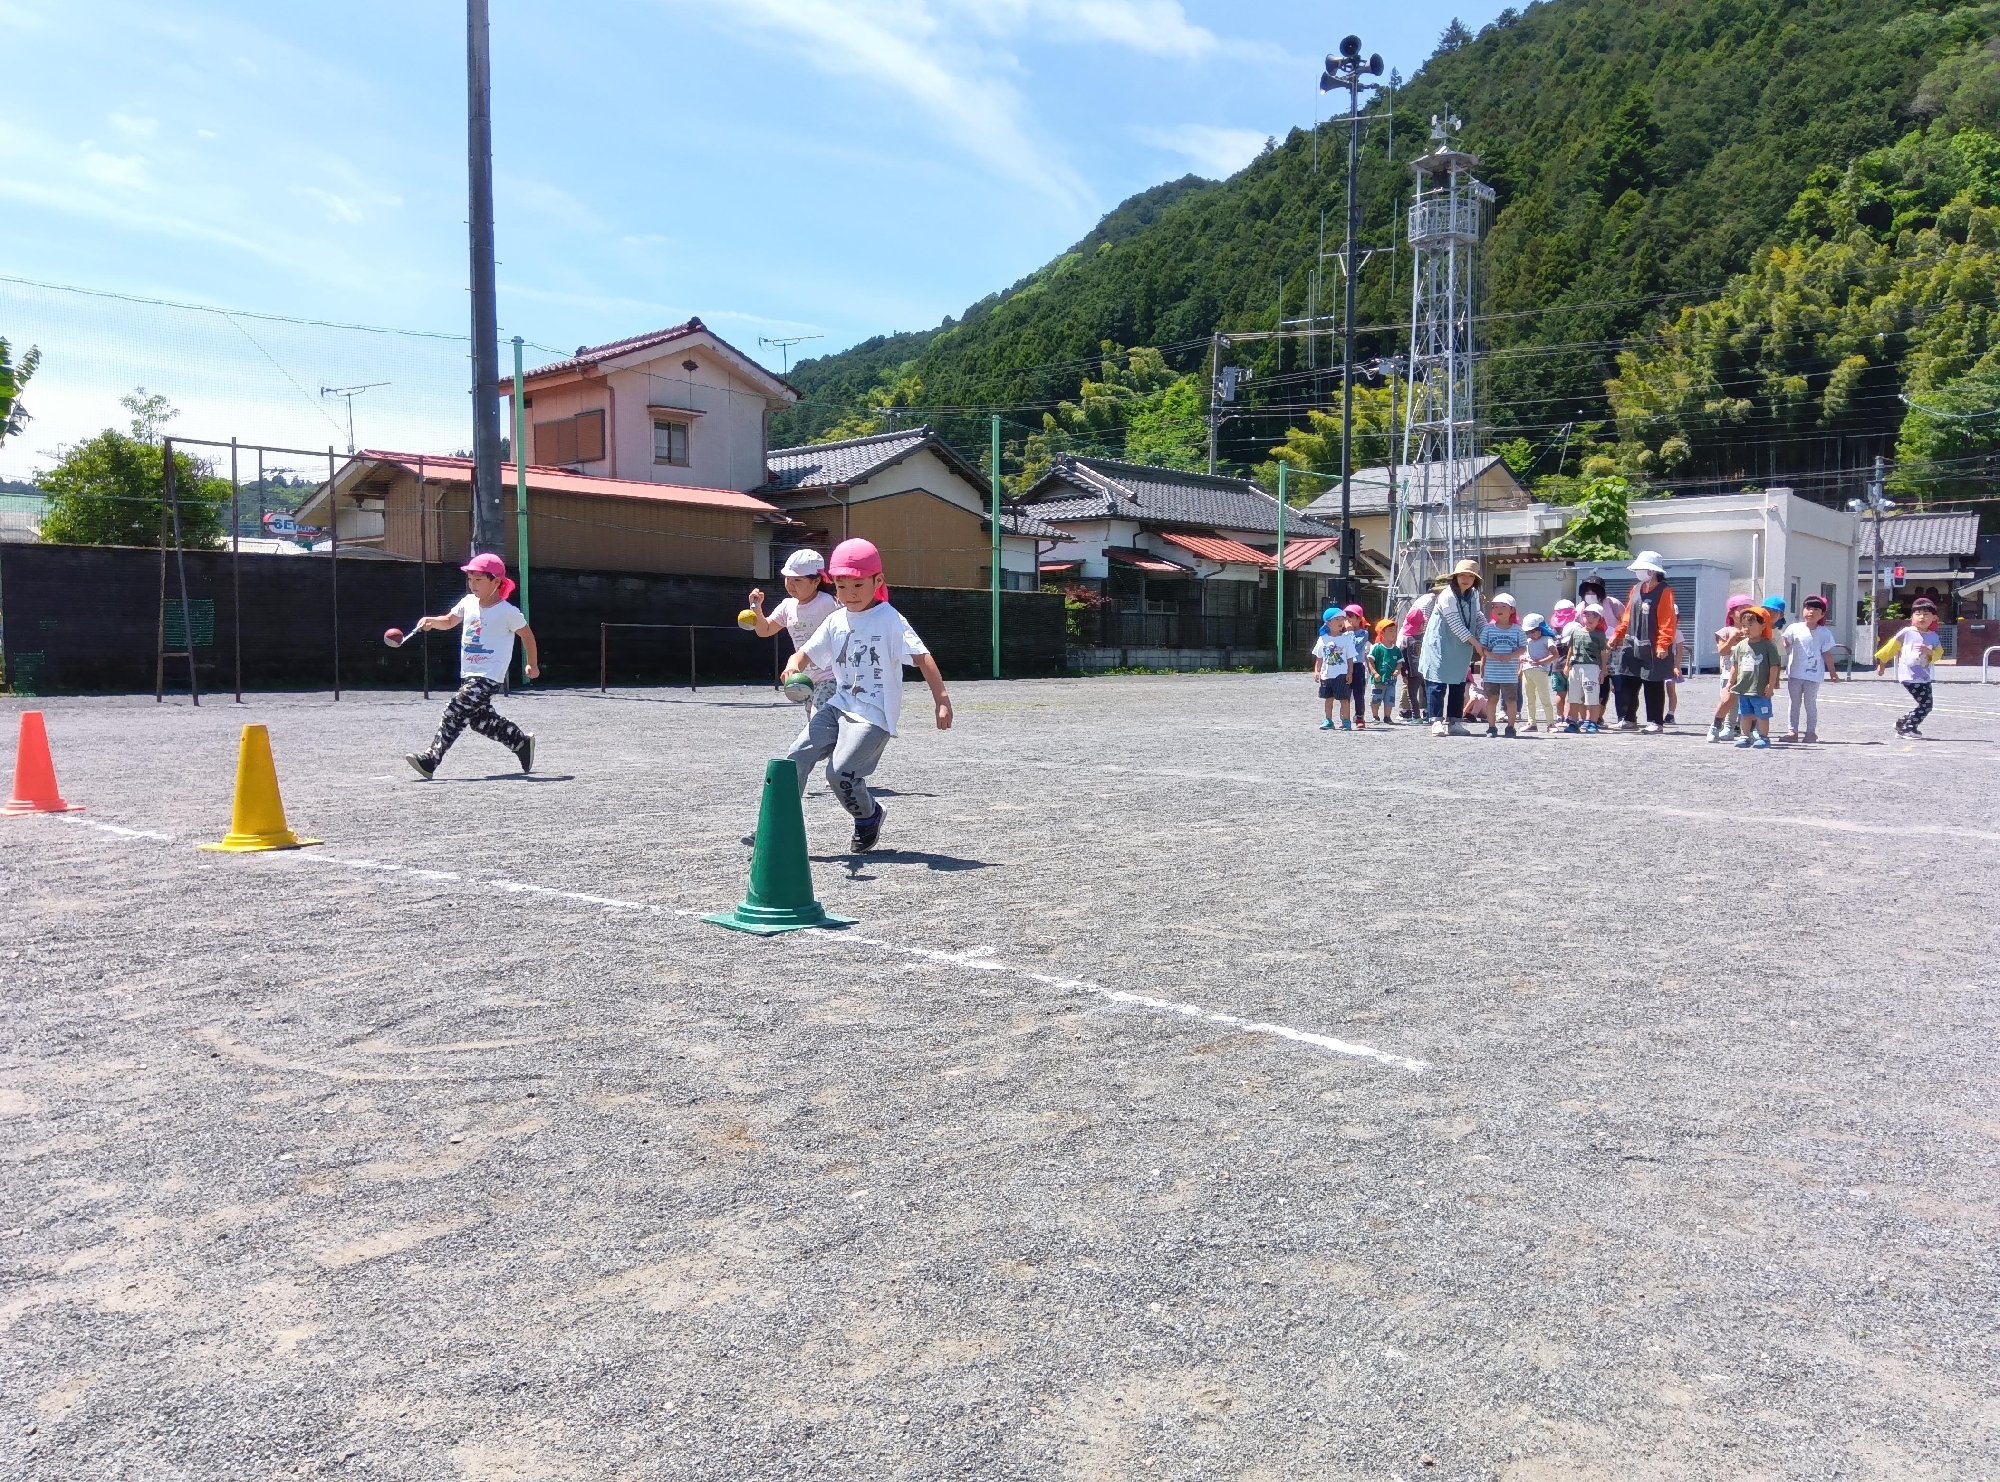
[328,446,340,700]
[230,437,242,703]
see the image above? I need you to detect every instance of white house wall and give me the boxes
[520,347,779,494]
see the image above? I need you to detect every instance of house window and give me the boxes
[534,408,606,467]
[653,419,689,466]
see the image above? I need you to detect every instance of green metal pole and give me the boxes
[991,414,1002,680]
[512,336,530,685]
[1276,461,1287,669]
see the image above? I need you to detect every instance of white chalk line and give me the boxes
[1082,763,2000,844]
[31,815,1425,1073]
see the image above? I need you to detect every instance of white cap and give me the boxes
[780,549,825,578]
[1490,592,1516,606]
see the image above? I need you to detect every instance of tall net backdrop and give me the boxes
[0,275,565,488]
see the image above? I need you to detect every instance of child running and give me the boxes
[1479,593,1526,738]
[1729,603,1782,748]
[405,553,538,779]
[779,538,952,852]
[1705,596,1751,741]
[1876,596,1945,737]
[1368,619,1401,725]
[748,549,839,709]
[1778,593,1839,742]
[1311,613,1354,731]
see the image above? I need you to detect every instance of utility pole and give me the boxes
[1321,35,1383,603]
[1207,333,1223,475]
[467,0,502,555]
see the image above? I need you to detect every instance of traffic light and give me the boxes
[1892,564,1907,586]
[1342,527,1362,561]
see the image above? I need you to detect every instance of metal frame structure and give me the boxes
[156,437,341,705]
[599,623,784,694]
[1390,115,1494,609]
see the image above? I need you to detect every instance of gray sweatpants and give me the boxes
[1786,677,1821,736]
[787,702,892,820]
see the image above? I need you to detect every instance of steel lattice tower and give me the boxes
[1390,116,1494,606]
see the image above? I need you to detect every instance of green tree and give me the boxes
[39,391,229,548]
[1262,386,1398,498]
[1608,126,2000,491]
[1542,475,1632,561]
[810,365,924,443]
[0,337,39,446]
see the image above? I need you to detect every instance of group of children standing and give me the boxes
[1308,581,1947,744]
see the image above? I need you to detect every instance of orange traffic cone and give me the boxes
[200,724,320,852]
[2,711,83,815]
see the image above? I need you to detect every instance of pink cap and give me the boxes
[460,551,516,600]
[1342,603,1364,618]
[1725,594,1752,613]
[828,538,888,601]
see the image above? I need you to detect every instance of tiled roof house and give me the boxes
[759,427,1066,590]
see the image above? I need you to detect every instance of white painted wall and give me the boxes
[1628,490,1860,648]
[520,340,786,494]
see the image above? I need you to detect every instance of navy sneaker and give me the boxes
[405,753,436,780]
[515,733,535,774]
[851,805,884,853]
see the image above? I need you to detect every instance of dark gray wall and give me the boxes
[0,544,1066,694]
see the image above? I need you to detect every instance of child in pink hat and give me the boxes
[404,552,539,779]
[774,538,952,853]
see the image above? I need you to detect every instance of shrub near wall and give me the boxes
[0,544,1067,694]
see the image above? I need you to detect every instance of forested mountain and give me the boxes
[771,0,2000,505]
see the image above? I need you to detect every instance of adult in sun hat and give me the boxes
[1417,558,1487,736]
[1608,550,1678,732]
[404,552,538,780]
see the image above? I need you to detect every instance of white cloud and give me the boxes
[1134,123,1267,179]
[682,0,1092,214]
[292,185,366,225]
[78,142,148,189]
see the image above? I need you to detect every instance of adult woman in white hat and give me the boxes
[1417,558,1488,735]
[1608,551,1678,731]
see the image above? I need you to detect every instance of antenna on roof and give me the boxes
[319,382,390,455]
[758,334,824,375]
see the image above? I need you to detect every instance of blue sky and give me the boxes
[1,0,1505,474]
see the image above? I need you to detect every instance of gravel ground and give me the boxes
[1,671,1995,1481]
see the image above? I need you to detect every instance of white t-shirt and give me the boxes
[771,592,839,678]
[797,601,931,736]
[1310,634,1340,676]
[453,595,526,682]
[1781,620,1836,681]
[1893,626,1943,684]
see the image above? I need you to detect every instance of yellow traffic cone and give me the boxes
[200,724,322,852]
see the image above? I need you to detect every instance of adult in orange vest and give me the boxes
[1608,551,1678,732]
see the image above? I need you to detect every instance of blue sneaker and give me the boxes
[1340,720,1352,731]
[1734,735,1754,748]
[1320,718,1336,730]
[1752,735,1771,749]
[1582,721,1599,734]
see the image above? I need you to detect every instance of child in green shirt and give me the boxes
[1729,604,1783,749]
[1368,621,1402,725]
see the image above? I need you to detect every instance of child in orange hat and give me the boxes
[1368,618,1401,724]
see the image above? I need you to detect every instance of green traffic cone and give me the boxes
[704,758,856,936]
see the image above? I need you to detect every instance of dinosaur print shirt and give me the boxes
[797,600,931,737]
